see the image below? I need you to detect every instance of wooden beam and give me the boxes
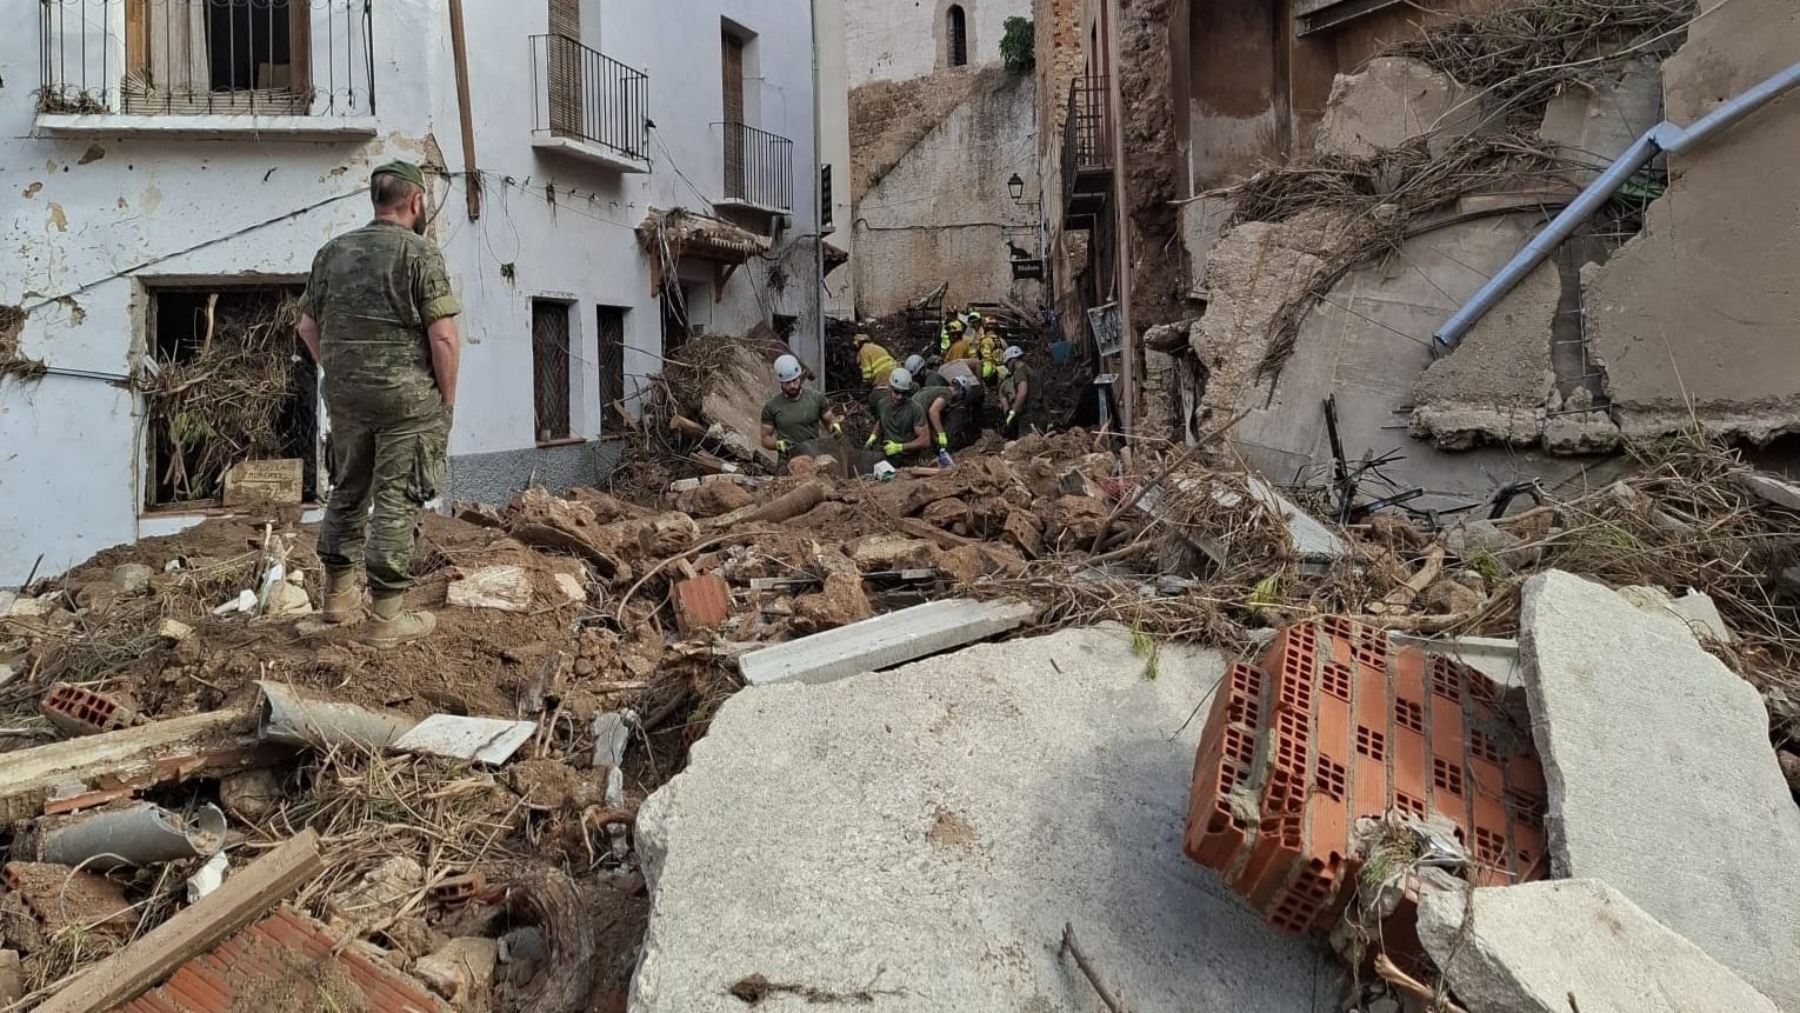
[35,829,323,1013]
[448,0,481,220]
[0,709,270,823]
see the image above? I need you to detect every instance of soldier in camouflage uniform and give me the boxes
[296,161,461,648]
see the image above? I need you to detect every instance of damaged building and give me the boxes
[1,0,840,585]
[838,0,1048,316]
[1035,0,1800,506]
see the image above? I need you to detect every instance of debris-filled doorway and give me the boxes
[143,286,317,509]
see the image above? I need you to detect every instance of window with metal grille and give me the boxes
[947,5,967,67]
[596,305,626,421]
[531,299,572,443]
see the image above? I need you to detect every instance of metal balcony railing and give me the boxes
[720,121,793,213]
[38,0,374,117]
[1061,74,1112,219]
[529,34,649,163]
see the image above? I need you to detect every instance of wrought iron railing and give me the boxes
[1061,73,1111,196]
[529,34,649,163]
[720,121,794,212]
[38,0,374,116]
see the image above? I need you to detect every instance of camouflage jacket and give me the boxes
[300,221,460,418]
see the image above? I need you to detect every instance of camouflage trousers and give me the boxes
[316,396,449,595]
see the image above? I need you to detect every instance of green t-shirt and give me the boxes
[874,393,927,445]
[912,384,954,423]
[760,388,830,445]
[1002,362,1041,414]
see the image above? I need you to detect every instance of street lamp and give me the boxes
[1007,172,1025,202]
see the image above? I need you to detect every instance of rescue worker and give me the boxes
[760,353,843,458]
[929,357,985,446]
[903,354,926,379]
[296,160,457,648]
[914,373,981,468]
[863,367,931,463]
[971,312,1004,381]
[853,333,896,386]
[939,316,969,361]
[998,345,1044,437]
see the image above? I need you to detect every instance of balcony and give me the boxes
[716,121,793,216]
[529,34,650,173]
[36,0,376,138]
[1061,74,1112,222]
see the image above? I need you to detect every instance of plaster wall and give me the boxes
[844,0,1030,87]
[1583,0,1800,443]
[851,74,1042,317]
[0,0,820,584]
[815,0,857,319]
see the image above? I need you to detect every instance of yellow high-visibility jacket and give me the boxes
[858,342,897,385]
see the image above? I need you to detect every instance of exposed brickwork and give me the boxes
[1182,617,1549,939]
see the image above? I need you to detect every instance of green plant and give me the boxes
[1131,619,1160,681]
[1000,16,1034,74]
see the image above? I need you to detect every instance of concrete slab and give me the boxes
[1315,56,1485,158]
[737,598,1037,687]
[1618,584,1734,643]
[1418,879,1780,1013]
[1740,471,1800,511]
[1520,571,1800,1008]
[632,626,1329,1012]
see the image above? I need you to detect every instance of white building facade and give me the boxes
[1,0,829,584]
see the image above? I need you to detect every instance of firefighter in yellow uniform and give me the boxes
[968,311,1003,381]
[939,317,969,361]
[853,333,897,386]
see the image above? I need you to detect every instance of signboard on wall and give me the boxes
[1010,258,1045,281]
[1087,301,1121,358]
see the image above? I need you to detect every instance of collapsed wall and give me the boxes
[1581,0,1800,444]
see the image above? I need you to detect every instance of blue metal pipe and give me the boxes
[1433,61,1800,352]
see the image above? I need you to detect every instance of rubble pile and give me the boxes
[0,410,1795,1008]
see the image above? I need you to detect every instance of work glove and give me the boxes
[831,422,843,436]
[936,449,954,468]
[936,432,949,449]
[883,440,904,457]
[865,433,877,449]
[1005,411,1017,428]
[776,438,790,453]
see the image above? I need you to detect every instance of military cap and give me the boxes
[371,160,426,189]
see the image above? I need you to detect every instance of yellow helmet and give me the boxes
[947,318,965,334]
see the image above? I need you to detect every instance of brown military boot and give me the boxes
[320,567,363,624]
[362,592,436,648]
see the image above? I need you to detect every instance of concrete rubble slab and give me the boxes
[1418,878,1779,1013]
[737,598,1036,687]
[1315,56,1485,159]
[446,565,534,612]
[632,626,1328,1012]
[1617,584,1733,643]
[1520,571,1800,1008]
[392,715,537,766]
[1739,471,1800,511]
[1537,58,1664,185]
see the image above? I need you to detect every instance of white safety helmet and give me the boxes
[889,366,915,392]
[1001,345,1025,365]
[953,374,981,396]
[904,354,925,375]
[773,354,803,383]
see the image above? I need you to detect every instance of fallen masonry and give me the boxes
[737,597,1038,686]
[1520,571,1800,1008]
[632,626,1329,1012]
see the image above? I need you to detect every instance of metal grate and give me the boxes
[529,33,649,161]
[596,305,625,421]
[532,300,572,443]
[720,121,794,212]
[39,0,375,117]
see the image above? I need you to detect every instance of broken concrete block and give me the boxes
[154,618,194,643]
[1315,56,1484,158]
[1418,879,1778,1013]
[1521,571,1800,1008]
[848,533,935,572]
[393,715,536,766]
[416,936,500,1005]
[447,565,534,613]
[110,563,154,595]
[1739,471,1800,511]
[220,458,303,506]
[0,949,20,1007]
[552,571,587,604]
[1617,585,1733,643]
[262,580,312,618]
[1537,59,1664,186]
[219,767,284,823]
[739,599,1037,687]
[635,626,1326,1011]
